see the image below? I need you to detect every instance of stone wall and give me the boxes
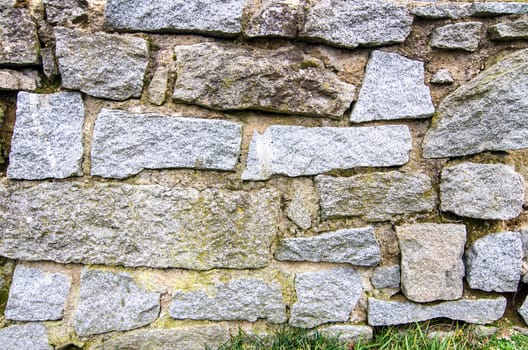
[0,0,528,348]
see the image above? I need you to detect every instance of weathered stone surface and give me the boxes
[74,269,160,336]
[173,42,355,117]
[299,0,412,49]
[317,325,373,343]
[0,324,52,350]
[243,126,412,181]
[91,109,242,179]
[316,171,435,221]
[0,69,39,90]
[290,268,362,328]
[465,232,523,292]
[91,326,230,350]
[105,0,244,36]
[286,192,312,230]
[440,163,524,220]
[5,265,71,321]
[43,0,87,25]
[519,296,528,325]
[397,224,466,302]
[55,27,148,101]
[148,66,169,105]
[423,49,528,158]
[431,22,483,52]
[350,51,434,123]
[0,9,40,66]
[245,0,301,38]
[411,3,470,19]
[275,226,381,266]
[368,297,507,326]
[469,2,528,16]
[41,47,58,81]
[0,182,279,270]
[7,92,85,180]
[371,265,400,289]
[0,0,17,8]
[170,278,286,323]
[431,69,454,84]
[489,21,528,41]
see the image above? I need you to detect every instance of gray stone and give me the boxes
[368,297,507,326]
[275,226,381,266]
[299,0,412,49]
[173,42,355,117]
[243,126,412,181]
[148,66,169,105]
[0,0,17,8]
[397,224,466,303]
[41,47,58,81]
[104,0,244,36]
[0,324,52,350]
[286,192,312,230]
[0,69,39,91]
[0,9,40,66]
[91,109,242,179]
[422,49,528,158]
[316,325,373,343]
[289,267,362,328]
[5,265,71,321]
[489,21,528,41]
[371,265,400,289]
[465,232,523,293]
[74,269,160,336]
[469,2,528,16]
[55,27,149,101]
[441,162,524,220]
[7,91,85,180]
[350,51,434,123]
[431,22,483,52]
[518,296,528,325]
[43,0,87,25]
[245,0,301,38]
[0,182,279,270]
[411,3,470,19]
[170,278,286,323]
[316,171,435,221]
[91,326,230,350]
[430,69,454,84]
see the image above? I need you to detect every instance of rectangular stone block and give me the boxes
[0,9,40,66]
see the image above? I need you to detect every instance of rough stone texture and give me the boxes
[431,69,454,84]
[43,0,88,25]
[105,0,244,36]
[317,325,373,343]
[245,0,301,38]
[286,192,312,230]
[275,226,381,266]
[397,224,466,303]
[243,126,412,181]
[170,278,286,323]
[173,42,355,117]
[316,171,435,221]
[0,8,40,66]
[350,51,434,123]
[0,0,16,7]
[368,297,507,326]
[489,21,528,41]
[469,2,528,16]
[55,27,148,101]
[91,326,230,350]
[41,47,59,80]
[74,269,160,336]
[440,163,525,220]
[431,22,483,52]
[0,324,52,350]
[422,48,528,158]
[148,66,169,106]
[5,265,71,321]
[0,69,39,90]
[371,265,400,289]
[0,182,279,270]
[522,229,528,283]
[289,268,362,328]
[465,232,523,293]
[91,109,242,179]
[7,91,85,180]
[299,0,413,49]
[411,3,470,19]
[518,296,528,325]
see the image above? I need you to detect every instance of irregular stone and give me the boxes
[104,0,244,36]
[519,296,528,325]
[316,171,435,221]
[5,265,71,321]
[0,182,279,270]
[423,49,528,158]
[0,324,52,350]
[397,224,466,302]
[289,267,362,328]
[441,162,524,220]
[0,9,40,66]
[522,229,528,283]
[368,297,507,326]
[275,226,381,266]
[148,66,169,105]
[170,278,286,323]
[411,3,470,19]
[43,0,88,25]
[173,42,355,117]
[55,27,149,101]
[489,21,528,41]
[350,51,434,123]
[91,326,230,350]
[371,265,400,289]
[431,22,483,52]
[243,126,412,181]
[469,2,528,16]
[74,269,160,336]
[430,69,454,84]
[41,47,59,80]
[286,192,312,230]
[245,0,301,38]
[0,69,39,90]
[91,109,242,178]
[7,91,85,180]
[465,232,523,292]
[316,325,373,343]
[299,0,413,49]
[0,0,17,8]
